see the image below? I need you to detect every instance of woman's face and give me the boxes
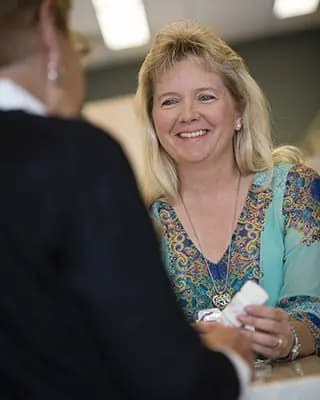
[152,57,241,167]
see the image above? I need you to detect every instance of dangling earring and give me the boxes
[47,60,61,83]
[235,121,242,132]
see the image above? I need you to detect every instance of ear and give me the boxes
[37,0,61,68]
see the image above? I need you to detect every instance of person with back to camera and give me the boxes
[135,19,320,362]
[0,1,254,399]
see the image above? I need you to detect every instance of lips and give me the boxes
[178,129,208,138]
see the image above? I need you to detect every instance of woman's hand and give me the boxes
[237,305,293,359]
[193,321,255,377]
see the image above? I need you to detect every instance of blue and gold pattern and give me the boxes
[153,163,320,351]
[283,165,320,245]
[157,175,272,322]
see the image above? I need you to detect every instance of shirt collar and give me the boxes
[0,78,47,116]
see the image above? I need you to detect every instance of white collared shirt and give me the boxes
[0,78,47,115]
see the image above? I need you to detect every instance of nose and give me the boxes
[178,100,199,123]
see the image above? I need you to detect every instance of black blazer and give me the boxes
[0,111,240,399]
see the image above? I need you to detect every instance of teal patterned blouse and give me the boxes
[151,163,320,354]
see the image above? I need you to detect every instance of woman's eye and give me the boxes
[199,94,216,102]
[161,98,178,106]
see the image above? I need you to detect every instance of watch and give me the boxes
[279,326,301,362]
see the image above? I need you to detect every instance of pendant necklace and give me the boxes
[179,171,241,310]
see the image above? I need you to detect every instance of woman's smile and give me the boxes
[177,129,209,138]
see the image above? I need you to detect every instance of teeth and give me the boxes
[179,130,207,138]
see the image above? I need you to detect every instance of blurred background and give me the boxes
[71,0,320,174]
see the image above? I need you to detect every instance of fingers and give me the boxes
[252,337,288,359]
[242,329,289,359]
[238,314,282,334]
[239,306,292,359]
[194,306,292,361]
[244,305,288,322]
[242,328,292,359]
[238,306,289,336]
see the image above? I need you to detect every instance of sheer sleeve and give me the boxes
[278,165,320,354]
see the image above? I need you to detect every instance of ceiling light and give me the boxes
[273,0,320,19]
[91,0,150,50]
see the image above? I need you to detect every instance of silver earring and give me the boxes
[47,60,60,83]
[235,122,242,132]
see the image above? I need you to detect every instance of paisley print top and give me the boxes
[151,163,320,354]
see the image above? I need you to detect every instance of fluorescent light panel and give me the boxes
[273,0,320,19]
[92,0,150,50]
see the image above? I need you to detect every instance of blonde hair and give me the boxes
[135,20,303,204]
[0,0,72,67]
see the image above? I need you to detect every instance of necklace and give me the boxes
[179,172,241,310]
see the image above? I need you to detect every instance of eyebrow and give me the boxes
[157,91,178,98]
[196,86,221,92]
[156,86,223,100]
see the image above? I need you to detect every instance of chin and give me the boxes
[64,108,81,119]
[56,93,83,118]
[177,153,211,164]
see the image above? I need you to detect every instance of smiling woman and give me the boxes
[136,19,320,362]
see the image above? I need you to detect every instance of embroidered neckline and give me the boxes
[156,174,273,321]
